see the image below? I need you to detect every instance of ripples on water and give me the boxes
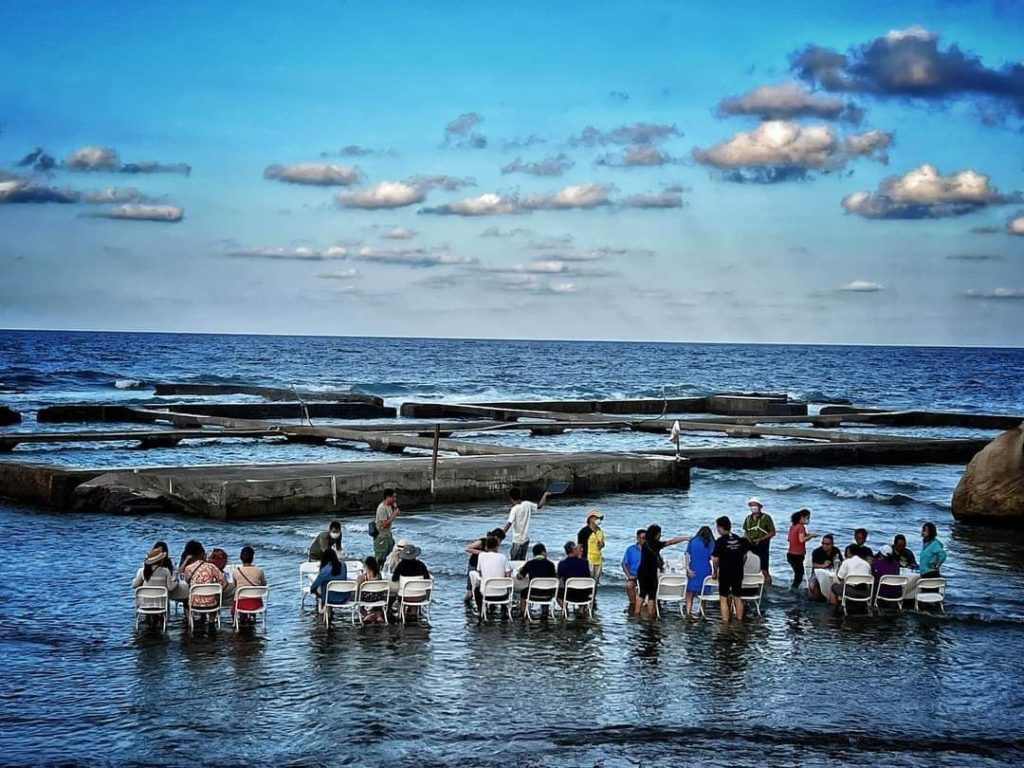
[2,333,1024,764]
[2,472,1024,766]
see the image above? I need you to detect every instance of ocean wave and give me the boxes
[114,378,147,390]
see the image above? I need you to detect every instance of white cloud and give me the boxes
[693,120,840,170]
[1008,213,1024,236]
[842,164,1020,219]
[501,154,574,176]
[717,81,861,122]
[66,146,119,171]
[840,280,884,292]
[228,245,348,261]
[522,183,614,210]
[570,122,682,147]
[264,163,361,186]
[421,192,522,216]
[964,288,1024,299]
[337,181,425,209]
[381,227,418,240]
[353,245,477,267]
[318,268,360,280]
[622,190,685,209]
[83,187,150,204]
[92,204,183,222]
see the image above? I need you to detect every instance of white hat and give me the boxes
[747,497,763,508]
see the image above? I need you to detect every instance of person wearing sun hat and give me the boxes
[577,510,606,594]
[131,544,176,611]
[742,497,776,586]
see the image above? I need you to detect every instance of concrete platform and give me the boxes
[37,400,396,422]
[66,452,690,519]
[152,383,381,403]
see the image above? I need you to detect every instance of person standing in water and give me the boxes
[743,498,775,586]
[503,487,550,562]
[373,489,400,567]
[786,509,818,590]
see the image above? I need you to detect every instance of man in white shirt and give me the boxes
[474,535,511,613]
[503,487,550,561]
[829,544,872,605]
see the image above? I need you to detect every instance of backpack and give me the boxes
[368,521,379,538]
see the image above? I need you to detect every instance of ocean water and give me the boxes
[1,330,1023,766]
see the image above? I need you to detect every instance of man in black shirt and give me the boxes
[517,543,557,617]
[712,515,751,623]
[892,534,918,569]
[808,534,842,601]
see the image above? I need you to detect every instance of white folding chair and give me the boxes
[188,583,223,631]
[398,577,433,624]
[299,562,320,609]
[655,575,687,618]
[874,575,909,611]
[741,573,766,616]
[233,586,269,632]
[524,577,560,621]
[698,576,720,619]
[478,577,515,622]
[508,560,526,576]
[914,577,946,613]
[134,586,169,633]
[840,574,875,615]
[354,579,390,625]
[561,577,596,620]
[322,580,358,628]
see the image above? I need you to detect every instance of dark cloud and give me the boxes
[339,145,373,156]
[444,112,487,149]
[622,190,686,208]
[503,134,546,150]
[501,153,575,177]
[970,225,1003,234]
[264,163,362,186]
[407,175,476,191]
[17,147,57,172]
[82,187,152,204]
[946,253,1005,261]
[791,26,1024,122]
[120,161,191,175]
[479,226,534,238]
[569,122,682,147]
[721,167,813,184]
[595,146,683,167]
[842,164,1021,219]
[0,178,78,204]
[717,81,864,123]
[609,91,630,102]
[66,145,190,174]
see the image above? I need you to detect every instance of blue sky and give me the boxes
[1,0,1022,345]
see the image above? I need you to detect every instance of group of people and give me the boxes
[307,489,432,623]
[131,539,267,624]
[133,487,950,630]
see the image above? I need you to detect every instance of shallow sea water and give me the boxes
[1,332,1024,765]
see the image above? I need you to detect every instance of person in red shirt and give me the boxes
[787,508,818,591]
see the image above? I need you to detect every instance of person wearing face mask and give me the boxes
[309,520,345,562]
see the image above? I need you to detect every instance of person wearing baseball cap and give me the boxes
[577,510,606,601]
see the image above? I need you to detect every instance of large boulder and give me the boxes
[952,423,1024,525]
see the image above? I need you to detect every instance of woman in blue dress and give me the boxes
[685,526,715,617]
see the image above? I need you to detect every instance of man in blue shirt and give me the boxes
[620,528,645,614]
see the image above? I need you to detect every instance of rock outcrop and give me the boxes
[952,423,1024,525]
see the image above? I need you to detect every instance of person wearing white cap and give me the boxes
[742,498,776,586]
[578,510,606,595]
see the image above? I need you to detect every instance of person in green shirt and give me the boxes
[742,497,775,586]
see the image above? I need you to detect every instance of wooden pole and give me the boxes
[430,424,441,498]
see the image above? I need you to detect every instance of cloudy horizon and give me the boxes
[1,1,1022,346]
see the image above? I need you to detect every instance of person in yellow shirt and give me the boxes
[577,510,606,597]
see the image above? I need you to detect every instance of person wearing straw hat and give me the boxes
[131,545,176,601]
[742,497,776,586]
